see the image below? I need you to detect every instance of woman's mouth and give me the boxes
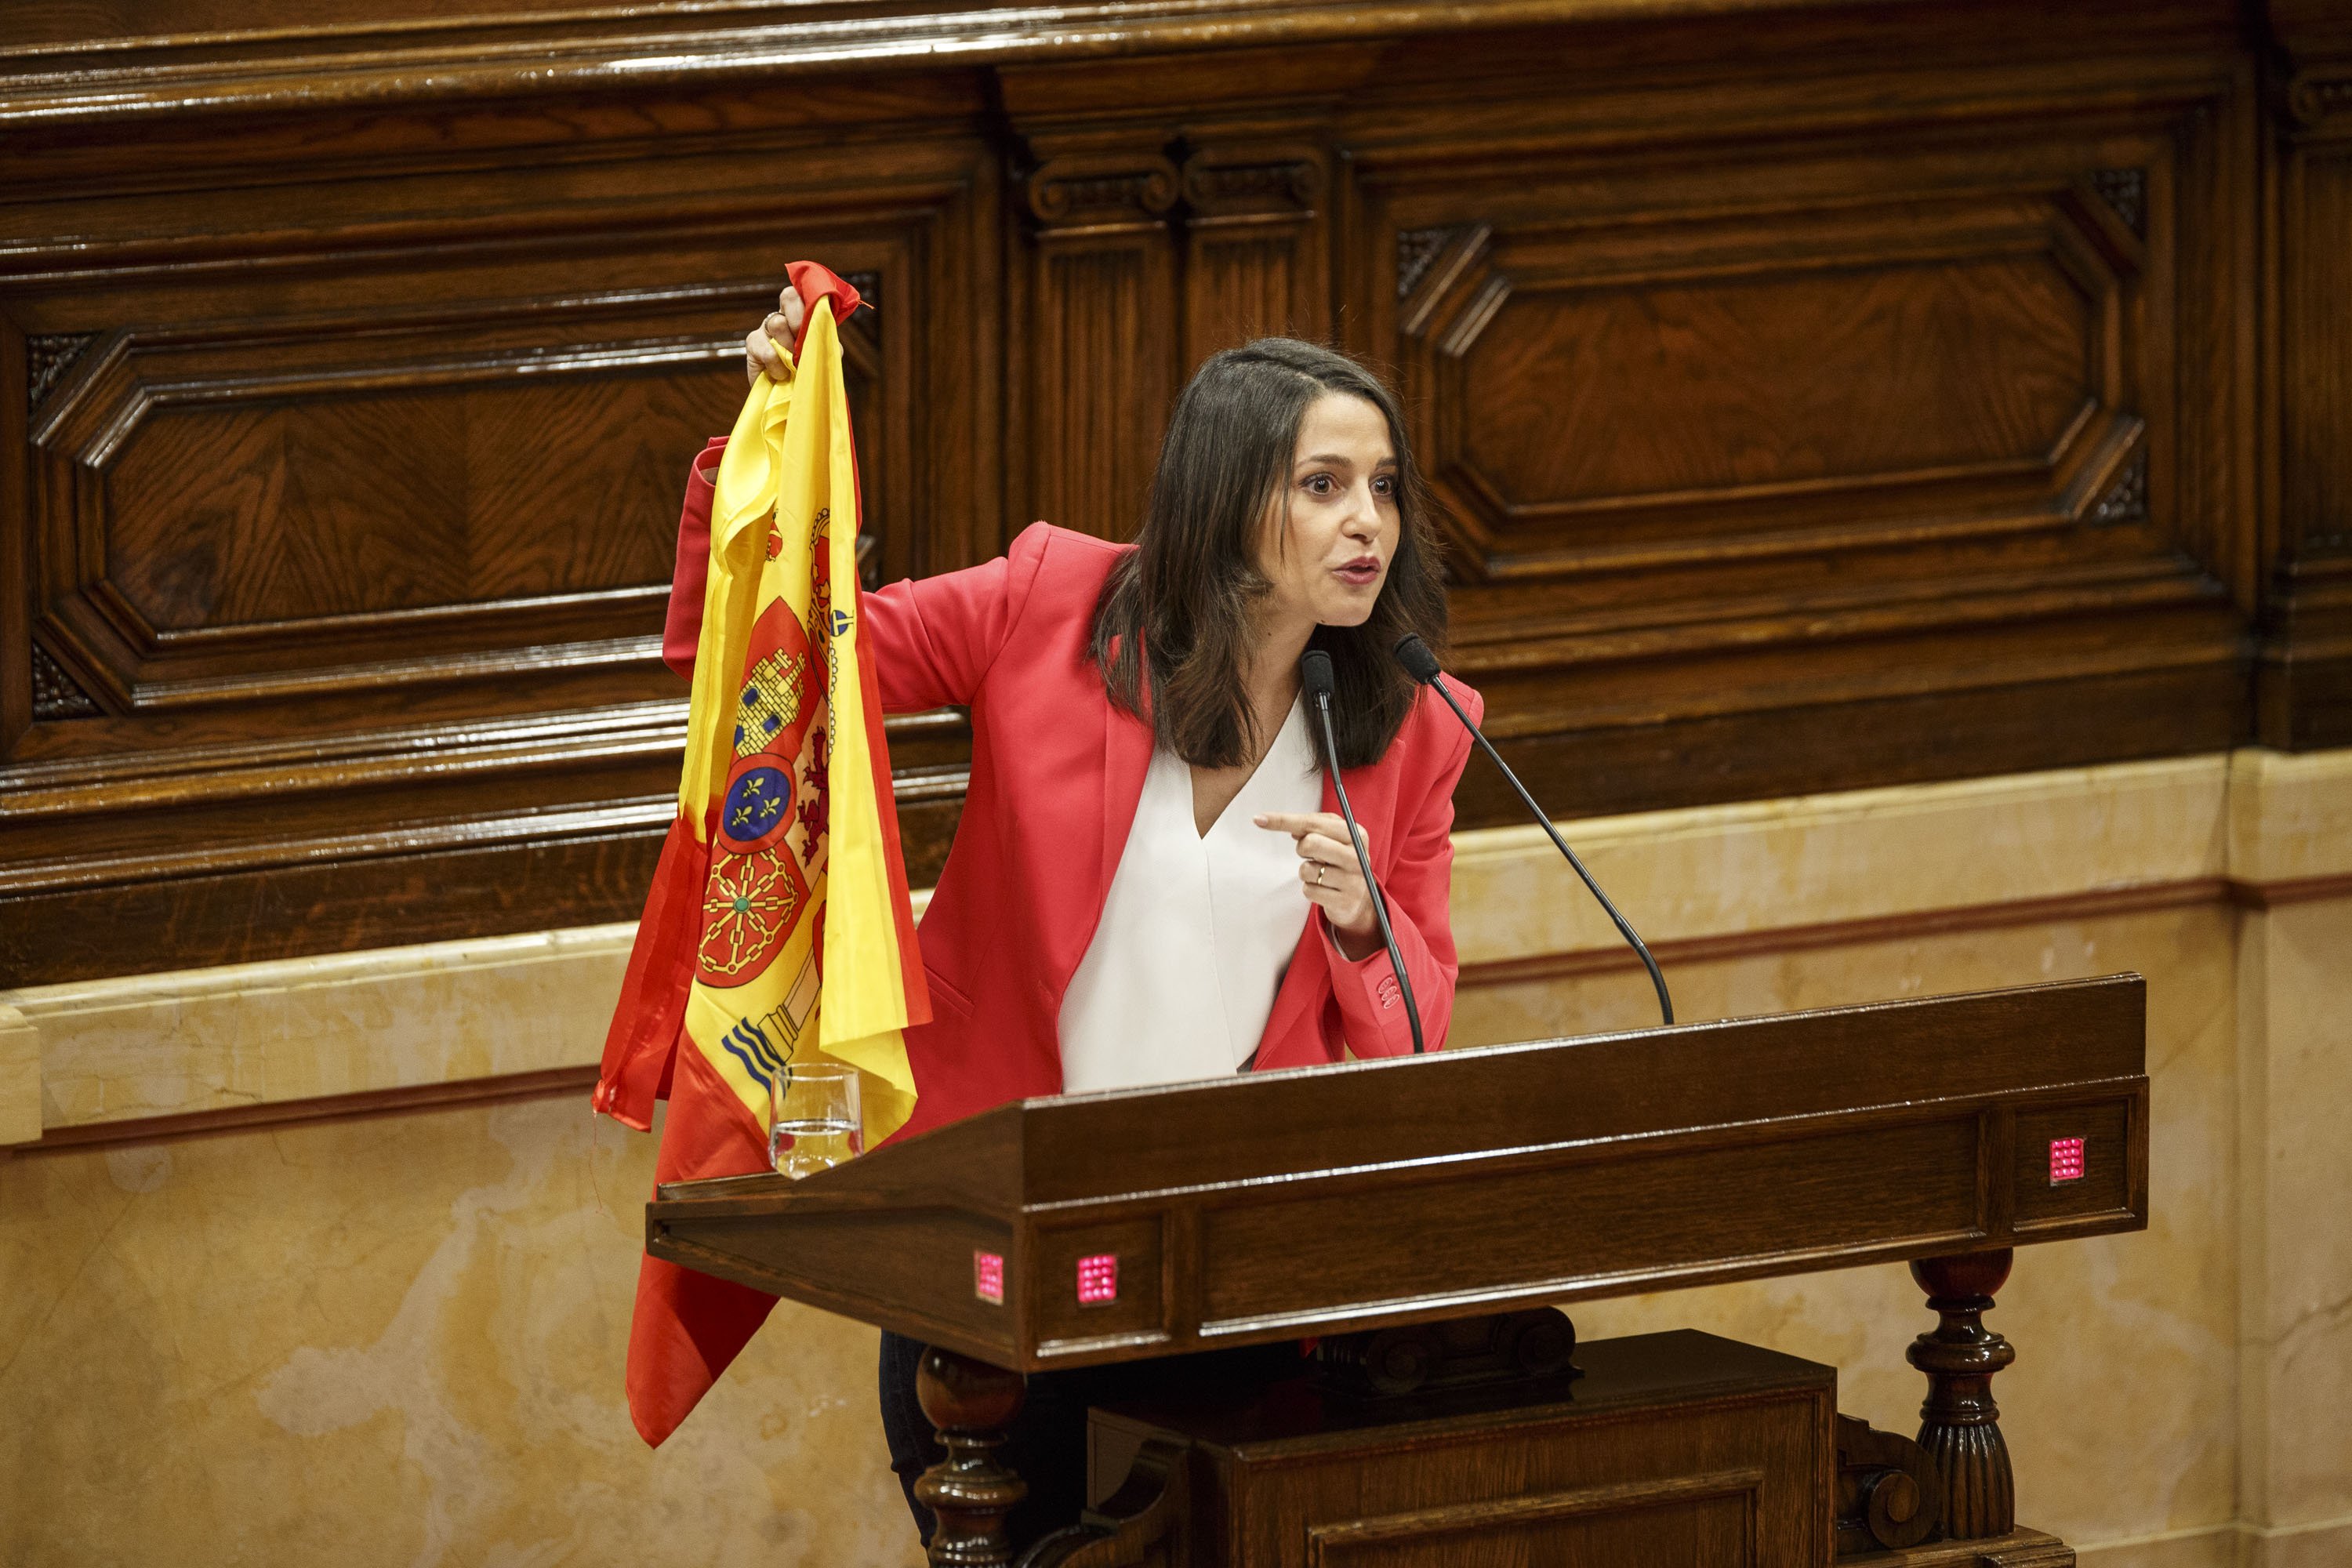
[1334,556,1382,587]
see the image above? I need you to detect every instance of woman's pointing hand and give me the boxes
[1256,811,1381,960]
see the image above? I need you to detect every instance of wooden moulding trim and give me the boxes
[2229,870,2352,910]
[13,1064,602,1156]
[0,798,681,897]
[1459,879,2232,989]
[0,0,1904,126]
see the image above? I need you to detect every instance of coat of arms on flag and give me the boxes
[592,263,928,1446]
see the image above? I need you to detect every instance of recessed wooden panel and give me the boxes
[104,360,720,632]
[1195,1117,1981,1330]
[1180,145,1333,365]
[1030,242,1172,540]
[1094,1332,1831,1568]
[2261,68,2352,748]
[1459,256,2094,517]
[0,103,995,979]
[2011,1098,2136,1233]
[1399,178,2146,574]
[1033,1215,1167,1352]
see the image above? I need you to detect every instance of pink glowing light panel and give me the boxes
[2049,1137,2085,1185]
[1076,1254,1120,1305]
[973,1250,1004,1305]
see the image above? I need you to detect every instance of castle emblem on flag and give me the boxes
[734,647,805,759]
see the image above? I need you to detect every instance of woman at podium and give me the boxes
[690,282,1484,1549]
[724,286,1484,1121]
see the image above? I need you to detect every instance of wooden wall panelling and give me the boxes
[2258,8,2352,749]
[1176,141,1334,364]
[0,0,2315,983]
[1011,139,1185,542]
[0,104,997,981]
[1,320,27,751]
[1336,37,2256,818]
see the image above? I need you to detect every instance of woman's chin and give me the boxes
[1315,596,1380,630]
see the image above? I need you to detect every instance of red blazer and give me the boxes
[673,445,1483,1142]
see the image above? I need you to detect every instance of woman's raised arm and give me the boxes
[659,274,1052,710]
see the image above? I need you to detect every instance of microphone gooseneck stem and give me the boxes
[1311,692,1426,1055]
[1425,673,1675,1027]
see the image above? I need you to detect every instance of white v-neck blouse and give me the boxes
[1057,698,1325,1093]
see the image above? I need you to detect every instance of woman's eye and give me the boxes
[1305,474,1334,496]
[1373,476,1396,497]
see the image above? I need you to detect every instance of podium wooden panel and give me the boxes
[648,975,2146,1564]
[651,976,2147,1371]
[1089,1330,1839,1568]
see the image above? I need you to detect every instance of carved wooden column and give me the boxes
[1907,1249,2017,1539]
[2261,14,2352,750]
[1011,144,1183,540]
[1177,143,1331,365]
[914,1346,1029,1567]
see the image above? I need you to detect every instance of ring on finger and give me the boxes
[1312,862,1324,887]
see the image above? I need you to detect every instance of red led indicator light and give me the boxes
[1076,1254,1120,1305]
[2049,1137,2085,1185]
[973,1250,1004,1305]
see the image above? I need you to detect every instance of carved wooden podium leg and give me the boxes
[1907,1250,2017,1540]
[914,1347,1029,1567]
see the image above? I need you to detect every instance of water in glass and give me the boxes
[768,1061,862,1179]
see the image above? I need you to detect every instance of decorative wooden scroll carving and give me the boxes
[915,1346,1031,1568]
[28,644,101,720]
[27,332,98,410]
[1022,154,1184,230]
[2285,72,2352,130]
[1311,1307,1577,1399]
[1909,1250,2019,1540]
[2090,450,2150,527]
[1396,227,1464,299]
[1015,1438,1191,1568]
[1837,1414,1943,1555]
[2090,169,2147,235]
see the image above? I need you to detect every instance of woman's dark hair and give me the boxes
[1088,338,1448,771]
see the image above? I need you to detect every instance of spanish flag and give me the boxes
[594,263,927,1445]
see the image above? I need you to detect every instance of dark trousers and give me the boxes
[878,1330,1299,1555]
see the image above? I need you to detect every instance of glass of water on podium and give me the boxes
[768,1061,862,1178]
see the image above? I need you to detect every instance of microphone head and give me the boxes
[1298,648,1336,699]
[1392,634,1442,684]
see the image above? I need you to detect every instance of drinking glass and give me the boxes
[768,1060,862,1179]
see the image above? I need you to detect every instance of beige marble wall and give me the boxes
[0,1095,927,1568]
[2234,891,2352,1568]
[2,746,2347,1566]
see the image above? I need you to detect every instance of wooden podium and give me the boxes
[651,975,2147,1566]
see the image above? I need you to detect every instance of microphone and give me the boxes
[1392,634,1674,1026]
[1299,650,1425,1054]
